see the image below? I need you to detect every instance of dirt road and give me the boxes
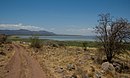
[5,44,46,78]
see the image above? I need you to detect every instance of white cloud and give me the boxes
[0,23,45,31]
[0,23,96,35]
[49,28,55,31]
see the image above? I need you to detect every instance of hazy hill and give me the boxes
[0,29,56,36]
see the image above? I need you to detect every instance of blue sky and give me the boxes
[0,0,130,35]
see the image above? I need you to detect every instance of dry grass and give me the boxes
[0,44,15,78]
[16,43,130,78]
[0,41,130,78]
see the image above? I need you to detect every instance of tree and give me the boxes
[95,13,130,62]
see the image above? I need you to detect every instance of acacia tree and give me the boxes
[95,13,130,62]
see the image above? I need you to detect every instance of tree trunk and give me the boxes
[107,53,112,63]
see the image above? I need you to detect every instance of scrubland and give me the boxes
[0,40,130,78]
[25,40,130,78]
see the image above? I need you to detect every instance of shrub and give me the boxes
[82,42,88,51]
[30,35,43,48]
[0,34,7,44]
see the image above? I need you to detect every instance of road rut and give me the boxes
[5,44,46,78]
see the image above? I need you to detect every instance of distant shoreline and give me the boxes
[13,35,96,41]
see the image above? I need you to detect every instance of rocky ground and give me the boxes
[0,43,14,78]
[0,41,130,78]
[26,43,130,78]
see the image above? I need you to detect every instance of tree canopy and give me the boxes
[95,13,130,62]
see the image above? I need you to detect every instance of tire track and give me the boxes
[5,44,46,78]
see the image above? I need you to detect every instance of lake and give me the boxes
[17,35,96,41]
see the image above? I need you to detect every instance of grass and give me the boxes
[27,43,130,78]
[63,41,99,47]
[7,36,130,50]
[7,36,100,48]
[30,36,43,48]
[4,36,130,78]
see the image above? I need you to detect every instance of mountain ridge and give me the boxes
[0,29,56,36]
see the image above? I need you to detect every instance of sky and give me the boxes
[0,0,130,35]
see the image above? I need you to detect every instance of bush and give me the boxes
[0,34,7,44]
[30,35,43,48]
[82,42,88,51]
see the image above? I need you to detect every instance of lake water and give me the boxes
[17,35,96,41]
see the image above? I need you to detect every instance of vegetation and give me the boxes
[0,34,7,44]
[95,13,130,62]
[30,35,43,48]
[8,36,99,47]
[1,14,130,78]
[61,41,98,47]
[82,42,88,51]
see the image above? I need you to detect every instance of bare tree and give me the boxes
[95,13,130,62]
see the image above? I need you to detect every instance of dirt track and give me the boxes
[5,44,46,78]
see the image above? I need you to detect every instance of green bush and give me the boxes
[0,34,7,44]
[30,36,43,48]
[82,42,88,51]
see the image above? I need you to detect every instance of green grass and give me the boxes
[7,36,99,47]
[7,37,31,42]
[59,41,99,47]
[7,36,130,50]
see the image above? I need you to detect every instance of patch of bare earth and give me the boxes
[4,44,47,78]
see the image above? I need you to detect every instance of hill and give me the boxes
[0,29,56,36]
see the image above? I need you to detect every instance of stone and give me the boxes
[101,62,116,77]
[0,51,6,56]
[101,62,115,72]
[62,76,70,78]
[55,67,64,73]
[94,71,102,78]
[91,55,95,60]
[66,63,75,71]
[90,66,95,72]
[113,62,122,73]
[81,73,88,78]
[70,73,77,78]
